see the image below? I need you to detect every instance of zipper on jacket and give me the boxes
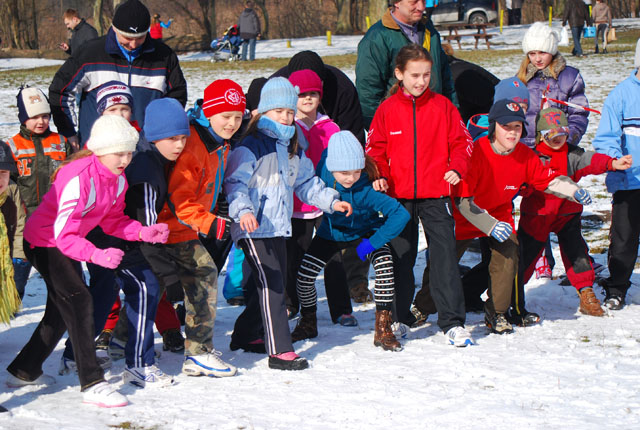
[413,98,418,199]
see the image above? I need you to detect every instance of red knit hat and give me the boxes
[289,69,323,98]
[202,79,246,118]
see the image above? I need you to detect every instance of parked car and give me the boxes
[429,0,498,25]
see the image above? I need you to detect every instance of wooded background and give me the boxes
[1,0,638,52]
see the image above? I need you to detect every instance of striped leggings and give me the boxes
[297,236,395,311]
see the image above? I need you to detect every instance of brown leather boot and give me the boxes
[374,310,402,351]
[578,287,605,317]
[291,311,318,342]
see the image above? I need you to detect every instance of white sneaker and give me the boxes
[182,351,237,377]
[446,326,475,347]
[59,355,112,375]
[123,364,175,388]
[6,373,56,388]
[82,381,128,408]
[107,337,126,361]
[391,322,409,339]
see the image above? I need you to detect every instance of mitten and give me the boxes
[90,248,125,269]
[574,188,592,205]
[490,221,513,243]
[209,215,232,240]
[140,223,170,244]
[356,238,376,261]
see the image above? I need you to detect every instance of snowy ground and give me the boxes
[2,22,640,429]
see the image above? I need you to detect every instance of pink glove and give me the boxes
[139,223,169,244]
[90,248,124,269]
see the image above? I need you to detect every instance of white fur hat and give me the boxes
[635,38,640,68]
[86,115,138,156]
[522,22,559,55]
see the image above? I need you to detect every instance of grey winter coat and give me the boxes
[66,19,98,56]
[237,8,261,40]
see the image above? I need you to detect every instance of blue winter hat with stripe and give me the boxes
[143,98,190,142]
[326,131,365,172]
[494,77,530,109]
[257,77,299,114]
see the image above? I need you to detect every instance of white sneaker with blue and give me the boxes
[59,354,112,375]
[182,350,237,377]
[445,326,475,347]
[123,364,175,387]
[391,322,409,339]
[107,337,126,361]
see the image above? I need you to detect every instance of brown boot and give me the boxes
[578,287,605,317]
[350,282,373,303]
[291,311,318,342]
[374,310,403,351]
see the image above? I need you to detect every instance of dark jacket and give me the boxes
[66,19,98,56]
[49,28,187,144]
[271,65,366,145]
[1,182,26,259]
[355,8,457,128]
[563,0,592,27]
[237,8,261,39]
[447,55,499,123]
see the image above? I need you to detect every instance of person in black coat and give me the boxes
[59,9,99,56]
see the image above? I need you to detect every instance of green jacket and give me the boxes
[356,10,458,128]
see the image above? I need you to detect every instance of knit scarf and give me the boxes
[0,191,21,324]
[536,142,569,176]
[257,116,295,141]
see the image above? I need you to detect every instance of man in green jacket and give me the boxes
[356,0,458,128]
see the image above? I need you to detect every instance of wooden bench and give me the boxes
[438,23,495,50]
[473,33,494,49]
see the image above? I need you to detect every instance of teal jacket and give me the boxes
[355,9,458,128]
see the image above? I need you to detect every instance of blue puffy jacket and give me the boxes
[593,71,640,193]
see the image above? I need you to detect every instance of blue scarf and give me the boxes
[117,39,142,63]
[257,116,295,141]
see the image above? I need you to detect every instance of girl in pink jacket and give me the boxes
[6,115,168,408]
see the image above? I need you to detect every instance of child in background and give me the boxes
[224,77,352,370]
[366,44,474,346]
[516,107,632,322]
[7,86,71,300]
[292,131,409,350]
[286,69,355,325]
[156,79,244,378]
[592,0,612,54]
[6,115,169,407]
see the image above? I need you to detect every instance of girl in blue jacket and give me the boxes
[224,77,352,371]
[292,131,410,351]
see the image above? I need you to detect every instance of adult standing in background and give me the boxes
[49,0,187,148]
[355,0,457,128]
[509,0,523,25]
[149,13,173,41]
[563,0,592,57]
[58,9,99,56]
[238,1,261,61]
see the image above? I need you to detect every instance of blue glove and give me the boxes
[490,221,513,243]
[574,188,592,205]
[13,258,29,267]
[356,238,376,261]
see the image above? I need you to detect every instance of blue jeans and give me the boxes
[241,38,257,61]
[571,26,584,56]
[13,258,32,299]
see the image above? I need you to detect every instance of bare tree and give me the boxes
[253,0,269,38]
[368,0,388,23]
[93,0,104,35]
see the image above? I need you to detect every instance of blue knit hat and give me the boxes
[257,77,298,114]
[326,131,365,172]
[143,98,190,142]
[494,77,530,109]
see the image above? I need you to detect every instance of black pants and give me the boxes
[606,189,640,297]
[233,237,293,355]
[389,198,466,332]
[285,217,352,321]
[7,243,104,390]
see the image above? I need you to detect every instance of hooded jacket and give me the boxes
[237,8,261,39]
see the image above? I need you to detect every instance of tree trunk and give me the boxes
[335,0,353,34]
[254,0,269,38]
[93,0,104,35]
[209,0,216,40]
[368,0,388,23]
[30,0,38,49]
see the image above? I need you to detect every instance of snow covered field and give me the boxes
[2,21,640,429]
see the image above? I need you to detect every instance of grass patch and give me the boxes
[109,422,160,430]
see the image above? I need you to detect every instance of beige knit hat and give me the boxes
[522,22,559,55]
[86,115,138,156]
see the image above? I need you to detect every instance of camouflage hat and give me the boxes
[536,107,569,143]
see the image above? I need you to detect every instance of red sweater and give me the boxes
[454,137,558,240]
[366,88,472,199]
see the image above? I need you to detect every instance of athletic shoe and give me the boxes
[578,287,605,316]
[391,322,409,339]
[162,328,185,352]
[82,382,128,408]
[506,308,541,327]
[410,305,428,328]
[485,312,514,334]
[6,373,56,388]
[59,355,112,375]
[534,255,552,279]
[445,326,474,347]
[336,313,358,327]
[230,338,267,354]
[107,337,126,361]
[604,294,625,311]
[182,351,237,377]
[268,352,309,371]
[95,329,112,350]
[123,364,175,388]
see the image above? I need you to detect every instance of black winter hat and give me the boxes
[0,140,17,173]
[287,50,326,81]
[112,0,150,38]
[488,99,528,139]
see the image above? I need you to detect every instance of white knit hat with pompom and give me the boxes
[86,115,138,156]
[522,22,559,56]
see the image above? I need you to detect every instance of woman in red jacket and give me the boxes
[366,44,474,347]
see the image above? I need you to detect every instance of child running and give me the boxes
[6,115,169,407]
[293,131,409,350]
[366,43,474,346]
[224,77,352,370]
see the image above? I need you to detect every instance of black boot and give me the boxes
[290,310,317,342]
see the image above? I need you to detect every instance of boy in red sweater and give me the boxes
[513,108,632,323]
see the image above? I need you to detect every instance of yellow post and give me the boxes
[549,6,552,27]
[366,16,371,29]
[589,5,592,16]
[286,39,292,48]
[327,30,332,46]
[500,9,504,34]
